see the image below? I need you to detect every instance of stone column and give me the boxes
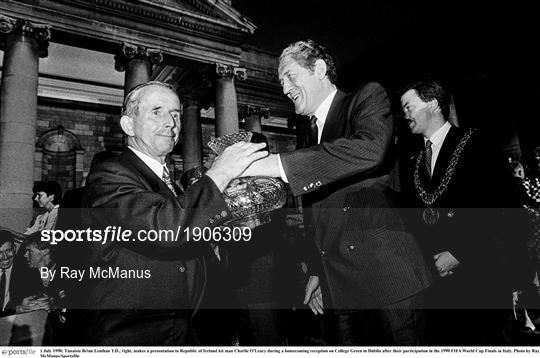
[240,105,270,134]
[181,97,203,172]
[0,15,50,231]
[214,63,246,137]
[115,43,163,95]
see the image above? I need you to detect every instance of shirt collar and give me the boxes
[313,89,338,125]
[128,146,164,179]
[424,121,451,147]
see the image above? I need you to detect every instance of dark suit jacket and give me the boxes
[280,83,432,310]
[0,257,41,317]
[403,125,522,308]
[81,149,229,345]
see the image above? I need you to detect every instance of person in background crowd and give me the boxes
[16,232,72,345]
[24,181,62,235]
[514,152,540,333]
[0,230,41,317]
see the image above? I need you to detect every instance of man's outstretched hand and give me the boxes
[206,141,268,191]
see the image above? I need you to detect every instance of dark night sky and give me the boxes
[233,0,538,89]
[232,0,539,160]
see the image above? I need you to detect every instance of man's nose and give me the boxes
[162,114,174,129]
[281,80,291,95]
[163,112,179,129]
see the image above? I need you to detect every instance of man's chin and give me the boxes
[293,103,306,115]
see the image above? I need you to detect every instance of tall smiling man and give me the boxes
[82,81,267,345]
[244,40,431,345]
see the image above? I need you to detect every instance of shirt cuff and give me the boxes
[277,154,289,183]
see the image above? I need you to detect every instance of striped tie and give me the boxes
[306,115,319,147]
[162,166,179,197]
[425,140,433,177]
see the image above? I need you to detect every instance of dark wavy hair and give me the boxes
[0,230,15,248]
[401,80,450,120]
[32,181,63,205]
[280,39,338,84]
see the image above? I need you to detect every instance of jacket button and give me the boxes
[178,266,185,273]
[447,211,455,218]
[347,245,355,251]
[221,210,227,217]
[342,206,350,212]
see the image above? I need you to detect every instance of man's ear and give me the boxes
[314,59,328,80]
[428,99,440,113]
[120,115,135,137]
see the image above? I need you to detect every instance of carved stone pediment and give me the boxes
[0,0,257,65]
[143,0,254,29]
[61,0,256,37]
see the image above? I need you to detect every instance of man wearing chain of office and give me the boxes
[400,80,517,345]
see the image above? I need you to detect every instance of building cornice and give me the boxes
[0,0,252,65]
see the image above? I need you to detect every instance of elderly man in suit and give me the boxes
[244,39,431,345]
[400,80,520,344]
[81,81,267,345]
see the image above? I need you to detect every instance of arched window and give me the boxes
[35,126,84,191]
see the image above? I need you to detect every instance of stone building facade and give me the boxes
[0,0,300,231]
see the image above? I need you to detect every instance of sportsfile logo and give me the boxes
[1,349,36,356]
[40,226,252,245]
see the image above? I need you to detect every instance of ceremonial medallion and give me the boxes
[422,207,440,225]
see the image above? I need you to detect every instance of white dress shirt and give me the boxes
[128,146,166,180]
[312,89,338,143]
[278,90,338,182]
[1,266,13,310]
[424,121,451,173]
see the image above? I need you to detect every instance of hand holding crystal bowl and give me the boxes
[182,131,287,229]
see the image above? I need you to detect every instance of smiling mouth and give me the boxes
[288,92,300,103]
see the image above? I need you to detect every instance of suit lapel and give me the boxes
[430,126,462,187]
[312,91,347,228]
[320,90,347,143]
[120,149,178,199]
